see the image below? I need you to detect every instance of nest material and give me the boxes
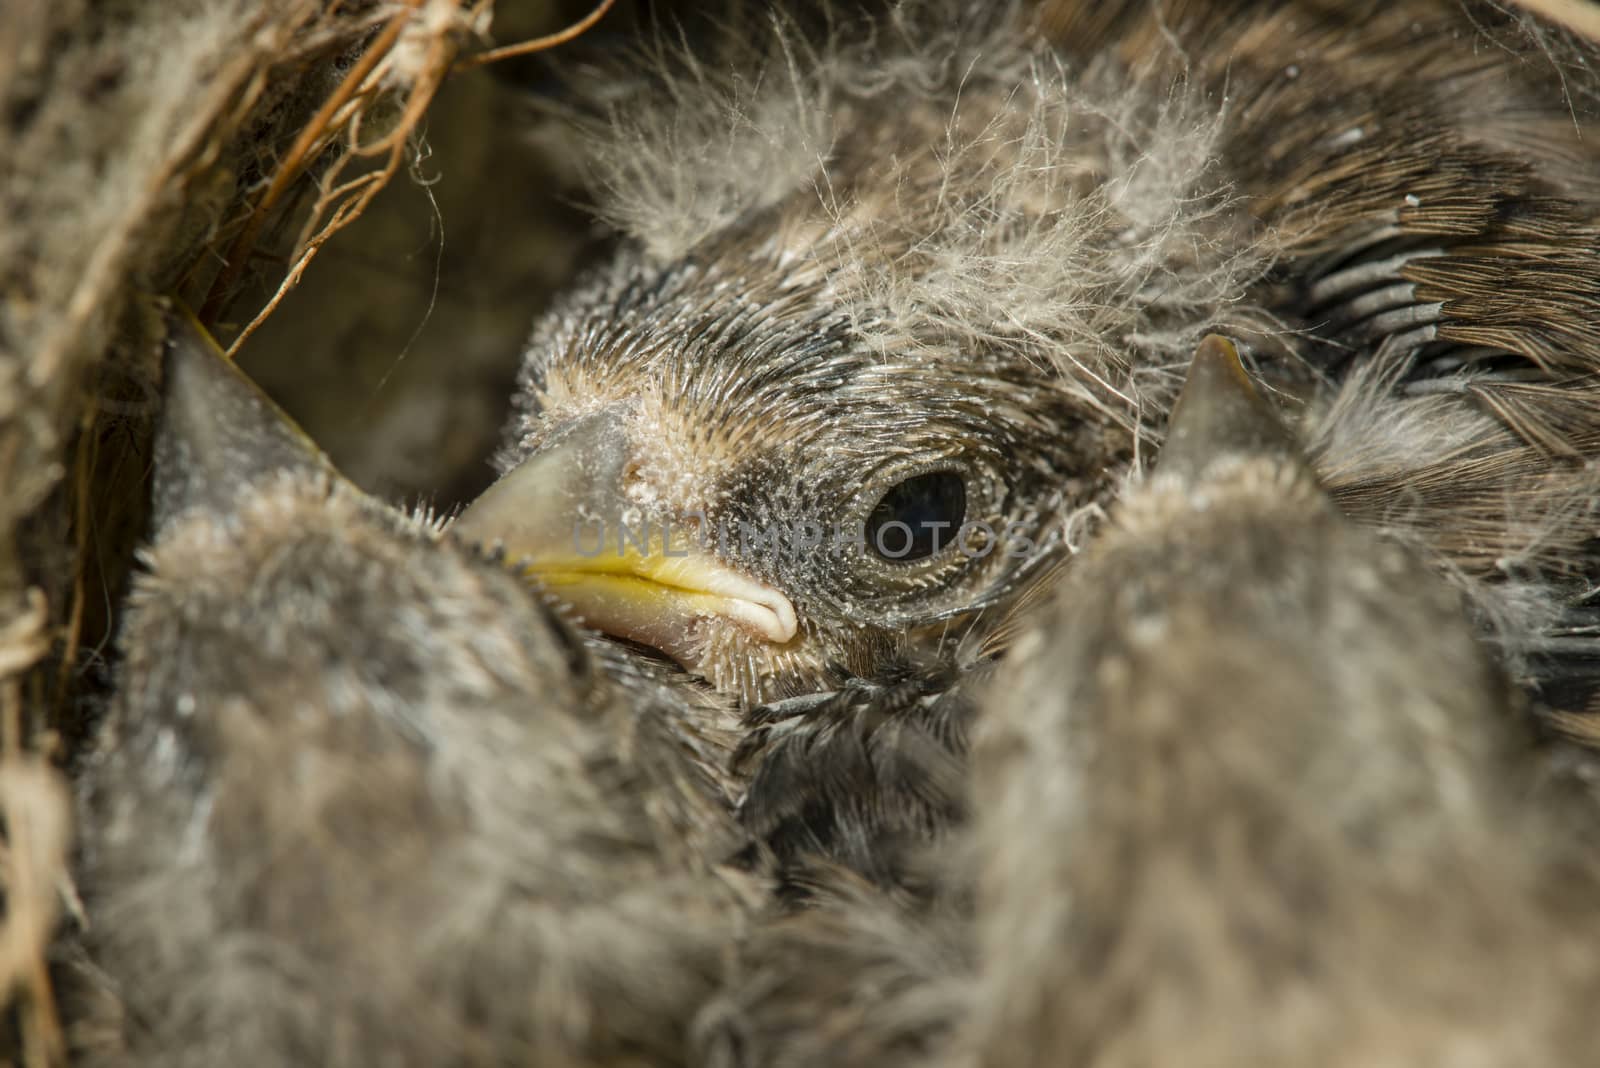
[0,0,1597,1064]
[0,1,612,1061]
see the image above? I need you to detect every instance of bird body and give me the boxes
[696,337,1600,1068]
[968,337,1600,1066]
[451,0,1600,906]
[474,0,1600,711]
[74,317,757,1067]
[70,1,1600,1065]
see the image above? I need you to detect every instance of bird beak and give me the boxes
[155,307,352,534]
[1158,335,1297,481]
[451,411,798,667]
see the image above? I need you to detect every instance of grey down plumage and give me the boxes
[72,0,1600,1066]
[73,319,757,1067]
[486,0,1600,898]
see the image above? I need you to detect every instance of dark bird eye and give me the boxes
[866,471,967,562]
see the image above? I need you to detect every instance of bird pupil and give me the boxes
[866,471,966,562]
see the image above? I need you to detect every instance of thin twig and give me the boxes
[226,9,452,356]
[198,0,426,325]
[0,593,67,1068]
[211,0,619,350]
[453,0,615,71]
[53,415,96,714]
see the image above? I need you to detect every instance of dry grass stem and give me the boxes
[210,0,618,356]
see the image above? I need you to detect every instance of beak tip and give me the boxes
[767,597,800,644]
[1159,334,1295,479]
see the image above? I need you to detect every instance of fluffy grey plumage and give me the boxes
[731,647,990,899]
[704,337,1600,1068]
[74,316,756,1067]
[71,0,1600,1064]
[456,0,1600,911]
[966,336,1600,1066]
[472,0,1600,720]
[696,860,970,1068]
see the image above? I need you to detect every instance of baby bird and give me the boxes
[74,314,756,1068]
[452,0,1600,907]
[968,337,1600,1067]
[459,0,1600,719]
[701,336,1600,1068]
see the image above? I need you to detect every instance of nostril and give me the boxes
[619,455,672,516]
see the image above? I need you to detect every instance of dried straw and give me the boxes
[0,2,614,1063]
